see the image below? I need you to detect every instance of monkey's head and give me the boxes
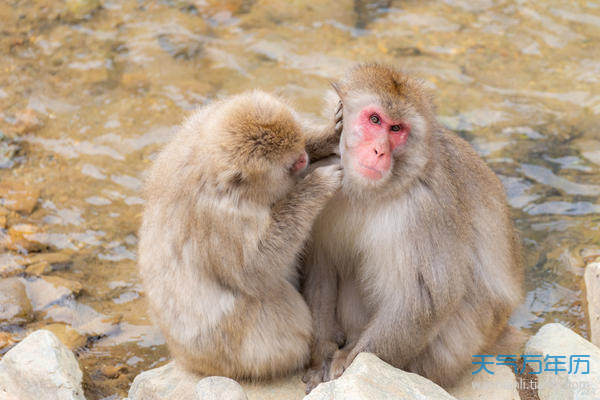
[333,64,436,194]
[216,91,309,203]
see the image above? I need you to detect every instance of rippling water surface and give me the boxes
[1,0,599,398]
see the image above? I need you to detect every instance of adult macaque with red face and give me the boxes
[302,64,524,392]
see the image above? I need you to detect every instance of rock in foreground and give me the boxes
[305,353,456,400]
[525,323,600,400]
[0,330,85,400]
[128,361,305,400]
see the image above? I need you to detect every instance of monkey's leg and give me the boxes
[237,285,313,379]
[407,299,516,388]
[301,249,342,393]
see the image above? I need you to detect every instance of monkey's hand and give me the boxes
[334,100,343,136]
[306,164,343,198]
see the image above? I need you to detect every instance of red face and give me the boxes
[349,105,410,180]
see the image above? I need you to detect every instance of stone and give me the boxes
[585,262,600,346]
[305,353,457,400]
[0,182,40,214]
[24,252,73,269]
[2,224,46,252]
[42,276,83,295]
[525,323,600,400]
[65,0,101,20]
[0,331,16,350]
[196,376,247,400]
[0,330,85,400]
[0,215,6,229]
[129,361,304,400]
[449,365,519,400]
[13,109,43,135]
[0,278,33,325]
[42,323,87,350]
[129,362,198,400]
[25,261,51,276]
[101,364,128,379]
[0,253,26,278]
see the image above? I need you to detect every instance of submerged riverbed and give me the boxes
[1,0,599,398]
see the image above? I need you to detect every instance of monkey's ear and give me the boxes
[329,81,345,101]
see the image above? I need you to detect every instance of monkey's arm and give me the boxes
[304,101,343,162]
[216,166,341,298]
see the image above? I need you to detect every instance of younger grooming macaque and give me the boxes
[138,90,342,379]
[302,64,524,392]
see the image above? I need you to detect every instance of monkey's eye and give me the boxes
[369,114,380,124]
[390,125,401,132]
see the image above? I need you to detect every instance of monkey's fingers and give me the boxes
[334,101,343,135]
[326,348,352,381]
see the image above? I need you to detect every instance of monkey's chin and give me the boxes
[357,162,386,181]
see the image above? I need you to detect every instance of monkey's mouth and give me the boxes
[357,162,385,180]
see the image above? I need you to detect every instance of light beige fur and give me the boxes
[139,90,342,380]
[302,64,524,392]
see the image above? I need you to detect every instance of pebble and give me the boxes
[25,252,73,270]
[25,261,52,276]
[0,182,40,214]
[101,364,128,379]
[0,278,33,325]
[43,276,83,296]
[42,323,87,350]
[13,109,43,135]
[0,331,16,350]
[3,223,47,252]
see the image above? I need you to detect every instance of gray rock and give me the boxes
[0,277,33,324]
[304,352,457,400]
[0,330,85,400]
[585,262,600,346]
[196,376,247,400]
[525,323,600,399]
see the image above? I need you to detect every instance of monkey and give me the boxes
[302,63,524,392]
[138,90,343,380]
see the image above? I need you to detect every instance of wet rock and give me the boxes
[25,251,73,270]
[0,278,33,325]
[25,261,51,276]
[196,376,247,400]
[585,262,600,346]
[305,353,457,400]
[13,109,44,135]
[43,323,87,350]
[0,215,5,229]
[0,331,16,350]
[0,253,26,278]
[78,313,122,337]
[0,182,40,214]
[25,276,76,310]
[0,138,20,169]
[2,224,47,252]
[42,276,83,296]
[243,0,355,27]
[157,33,204,60]
[101,364,128,379]
[65,0,101,20]
[449,365,519,400]
[525,323,600,400]
[0,330,85,400]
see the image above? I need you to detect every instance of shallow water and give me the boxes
[0,0,599,398]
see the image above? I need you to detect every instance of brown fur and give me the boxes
[302,64,524,392]
[138,90,342,380]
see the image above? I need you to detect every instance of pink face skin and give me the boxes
[350,105,410,180]
[290,150,308,175]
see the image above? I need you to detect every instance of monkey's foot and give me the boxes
[302,363,327,394]
[327,347,354,381]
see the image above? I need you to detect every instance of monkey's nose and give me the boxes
[373,146,387,158]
